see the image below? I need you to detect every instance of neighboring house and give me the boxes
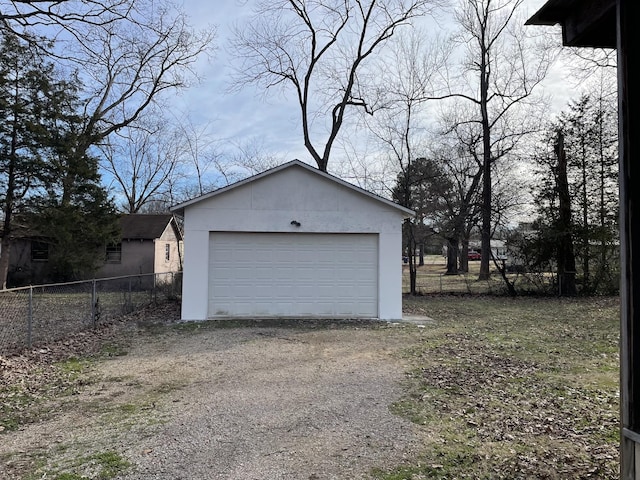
[4,214,182,286]
[467,239,509,261]
[3,226,51,287]
[97,214,183,278]
[171,159,414,322]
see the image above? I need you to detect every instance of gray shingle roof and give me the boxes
[120,214,176,240]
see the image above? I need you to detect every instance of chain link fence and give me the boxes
[0,272,182,356]
[403,270,554,295]
[402,255,558,295]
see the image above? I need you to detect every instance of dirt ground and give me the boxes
[0,307,423,480]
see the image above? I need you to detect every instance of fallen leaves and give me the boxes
[386,295,620,479]
[0,301,181,433]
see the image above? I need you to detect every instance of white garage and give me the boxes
[171,160,413,321]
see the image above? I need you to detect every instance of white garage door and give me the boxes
[208,232,378,318]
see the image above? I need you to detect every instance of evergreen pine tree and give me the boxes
[0,32,49,288]
[26,73,120,281]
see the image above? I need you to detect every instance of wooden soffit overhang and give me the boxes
[525,0,616,48]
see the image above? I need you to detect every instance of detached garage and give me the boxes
[171,160,413,321]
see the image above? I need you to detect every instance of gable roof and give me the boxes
[120,214,182,240]
[170,159,415,216]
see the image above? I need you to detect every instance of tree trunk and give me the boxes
[0,183,14,290]
[0,236,11,290]
[479,157,492,281]
[491,252,517,296]
[555,130,577,296]
[581,153,590,289]
[404,219,417,295]
[1,93,19,290]
[460,237,469,273]
[446,237,459,275]
[408,252,417,295]
[478,45,492,281]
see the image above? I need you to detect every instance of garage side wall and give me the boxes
[180,166,407,321]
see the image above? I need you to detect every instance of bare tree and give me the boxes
[364,29,449,293]
[333,139,393,198]
[3,0,216,177]
[229,0,443,172]
[72,1,214,151]
[568,48,617,81]
[430,138,483,275]
[437,97,530,279]
[159,122,285,208]
[437,0,557,280]
[227,136,284,177]
[0,0,132,43]
[363,28,450,186]
[172,117,225,197]
[102,113,268,212]
[99,112,186,213]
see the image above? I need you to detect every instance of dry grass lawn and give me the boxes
[380,294,620,479]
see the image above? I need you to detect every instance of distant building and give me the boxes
[4,214,183,287]
[97,214,183,279]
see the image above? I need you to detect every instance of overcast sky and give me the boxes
[172,0,306,162]
[172,0,577,171]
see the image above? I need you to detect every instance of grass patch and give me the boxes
[0,387,34,432]
[168,317,389,332]
[0,357,95,433]
[151,380,187,395]
[99,342,129,357]
[1,349,131,434]
[379,295,620,479]
[29,450,131,480]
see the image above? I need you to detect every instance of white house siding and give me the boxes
[153,224,183,274]
[177,162,410,321]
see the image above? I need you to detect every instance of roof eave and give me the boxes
[170,160,415,217]
[525,0,616,48]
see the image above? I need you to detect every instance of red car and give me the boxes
[468,251,481,260]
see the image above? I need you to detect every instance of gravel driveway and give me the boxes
[1,317,422,480]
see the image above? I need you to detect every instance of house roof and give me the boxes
[170,159,415,216]
[120,214,182,240]
[525,0,616,48]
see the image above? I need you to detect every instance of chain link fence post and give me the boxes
[128,276,133,313]
[91,279,97,327]
[27,286,33,349]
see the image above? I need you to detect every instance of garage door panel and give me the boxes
[208,232,378,318]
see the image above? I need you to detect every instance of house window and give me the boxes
[106,243,122,263]
[165,243,170,262]
[31,240,49,262]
